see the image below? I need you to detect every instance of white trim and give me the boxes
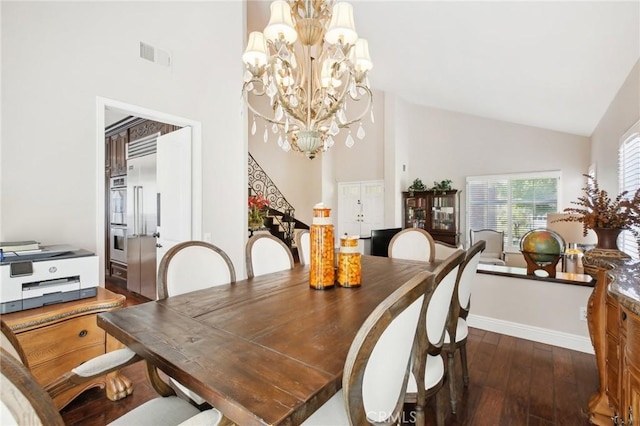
[619,119,640,148]
[467,313,594,354]
[96,96,203,284]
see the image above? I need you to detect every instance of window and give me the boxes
[466,171,560,251]
[619,121,640,260]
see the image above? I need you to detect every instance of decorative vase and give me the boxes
[582,227,630,277]
[248,216,264,231]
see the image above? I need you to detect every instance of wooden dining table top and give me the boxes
[97,255,439,426]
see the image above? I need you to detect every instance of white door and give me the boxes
[337,180,384,238]
[359,181,384,237]
[156,127,192,266]
[338,183,362,238]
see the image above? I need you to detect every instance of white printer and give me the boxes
[0,245,99,314]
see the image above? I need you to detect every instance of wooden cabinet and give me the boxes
[0,287,131,410]
[108,130,128,177]
[589,268,640,425]
[402,190,460,245]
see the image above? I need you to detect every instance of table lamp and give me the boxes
[546,213,597,273]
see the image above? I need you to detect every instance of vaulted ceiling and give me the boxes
[247,1,640,137]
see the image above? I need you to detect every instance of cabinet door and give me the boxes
[404,192,428,229]
[430,193,456,231]
[359,181,384,237]
[624,309,640,425]
[338,183,362,238]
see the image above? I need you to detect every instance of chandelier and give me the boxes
[242,0,373,159]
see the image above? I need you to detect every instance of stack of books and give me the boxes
[0,240,41,256]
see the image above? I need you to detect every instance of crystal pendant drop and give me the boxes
[324,97,332,106]
[337,109,347,124]
[251,117,257,135]
[277,44,290,61]
[349,81,358,98]
[266,81,277,98]
[357,123,366,140]
[282,139,291,152]
[272,123,279,133]
[345,131,355,148]
[329,119,340,136]
[275,104,284,121]
[326,135,335,147]
[263,127,268,143]
[284,118,289,133]
[277,134,284,148]
[243,70,253,82]
[290,95,299,107]
[370,109,375,123]
[246,82,254,92]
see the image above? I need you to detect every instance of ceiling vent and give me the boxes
[139,42,171,68]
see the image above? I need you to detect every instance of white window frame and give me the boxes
[618,120,640,260]
[466,170,562,252]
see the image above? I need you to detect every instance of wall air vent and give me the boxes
[139,42,171,68]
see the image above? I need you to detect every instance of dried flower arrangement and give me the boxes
[556,174,640,247]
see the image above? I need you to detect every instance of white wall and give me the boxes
[1,2,247,278]
[591,60,640,194]
[469,272,594,353]
[391,99,591,246]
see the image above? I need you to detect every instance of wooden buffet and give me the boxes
[588,261,640,425]
[0,287,132,409]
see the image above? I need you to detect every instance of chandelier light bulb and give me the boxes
[264,1,297,44]
[242,32,268,67]
[325,2,358,45]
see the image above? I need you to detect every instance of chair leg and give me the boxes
[460,343,469,387]
[447,351,457,414]
[435,388,446,426]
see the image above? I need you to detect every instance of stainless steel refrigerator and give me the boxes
[126,134,159,300]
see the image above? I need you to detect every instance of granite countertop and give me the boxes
[607,259,640,316]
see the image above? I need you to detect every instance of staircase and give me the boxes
[248,154,309,252]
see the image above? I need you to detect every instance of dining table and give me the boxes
[97,255,439,426]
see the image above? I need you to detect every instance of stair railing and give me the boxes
[248,153,300,245]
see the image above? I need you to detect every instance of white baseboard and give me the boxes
[467,314,594,354]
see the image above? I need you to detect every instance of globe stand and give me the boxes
[522,251,561,278]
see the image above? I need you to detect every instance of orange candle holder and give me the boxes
[309,205,335,289]
[337,235,361,287]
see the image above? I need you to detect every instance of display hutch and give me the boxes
[402,190,460,245]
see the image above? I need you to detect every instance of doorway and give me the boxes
[96,97,203,287]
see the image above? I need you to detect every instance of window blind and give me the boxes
[619,124,640,260]
[467,172,560,250]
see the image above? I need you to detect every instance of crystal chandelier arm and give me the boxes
[336,84,373,128]
[270,56,308,129]
[313,76,372,127]
[243,89,286,127]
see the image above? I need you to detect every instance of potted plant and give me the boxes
[248,194,269,230]
[555,174,640,271]
[408,178,426,196]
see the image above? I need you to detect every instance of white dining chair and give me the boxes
[157,240,236,300]
[444,240,485,414]
[246,233,295,278]
[157,240,236,406]
[0,347,224,426]
[302,270,433,425]
[434,240,463,261]
[295,229,311,266]
[388,228,436,262]
[405,249,465,426]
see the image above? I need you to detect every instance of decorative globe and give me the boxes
[520,229,565,264]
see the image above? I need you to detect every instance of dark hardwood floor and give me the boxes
[60,280,598,425]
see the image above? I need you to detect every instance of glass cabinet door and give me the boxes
[431,194,456,231]
[405,195,427,228]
